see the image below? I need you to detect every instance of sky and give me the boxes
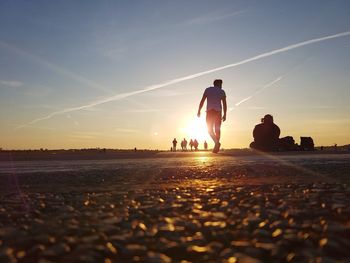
[0,0,350,150]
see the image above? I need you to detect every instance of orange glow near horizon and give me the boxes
[181,116,210,143]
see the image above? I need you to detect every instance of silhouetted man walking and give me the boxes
[197,79,227,153]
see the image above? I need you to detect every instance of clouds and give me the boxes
[0,80,24,88]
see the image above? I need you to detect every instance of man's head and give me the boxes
[213,79,223,88]
[263,114,274,124]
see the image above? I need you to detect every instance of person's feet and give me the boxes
[213,142,221,153]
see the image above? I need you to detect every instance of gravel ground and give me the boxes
[0,154,349,262]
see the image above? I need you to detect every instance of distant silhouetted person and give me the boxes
[197,79,227,153]
[183,138,188,151]
[193,139,199,151]
[172,138,177,152]
[180,138,187,151]
[189,139,194,151]
[204,141,208,151]
[250,114,280,151]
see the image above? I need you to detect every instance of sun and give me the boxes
[182,116,210,142]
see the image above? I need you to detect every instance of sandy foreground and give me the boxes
[0,152,349,262]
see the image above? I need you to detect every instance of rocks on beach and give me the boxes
[0,157,349,262]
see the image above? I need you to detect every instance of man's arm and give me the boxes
[222,97,227,122]
[197,94,207,117]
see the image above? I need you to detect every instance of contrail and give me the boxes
[235,76,283,106]
[17,31,350,129]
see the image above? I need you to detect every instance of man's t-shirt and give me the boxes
[203,86,226,112]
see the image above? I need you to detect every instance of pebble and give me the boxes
[233,253,263,263]
[41,243,70,257]
[0,163,349,262]
[124,244,147,255]
[146,251,171,263]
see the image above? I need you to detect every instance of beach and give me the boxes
[0,152,349,262]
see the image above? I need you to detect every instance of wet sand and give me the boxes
[0,153,349,262]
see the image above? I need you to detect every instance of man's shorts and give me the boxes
[206,110,222,128]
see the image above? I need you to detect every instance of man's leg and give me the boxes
[212,112,222,153]
[214,112,222,142]
[206,112,218,144]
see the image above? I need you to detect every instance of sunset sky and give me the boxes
[1,1,350,150]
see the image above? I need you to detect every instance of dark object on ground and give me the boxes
[279,136,298,151]
[300,136,314,151]
[250,114,280,151]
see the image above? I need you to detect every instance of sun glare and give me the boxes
[183,116,209,142]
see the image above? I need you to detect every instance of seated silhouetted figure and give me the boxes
[250,114,280,151]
